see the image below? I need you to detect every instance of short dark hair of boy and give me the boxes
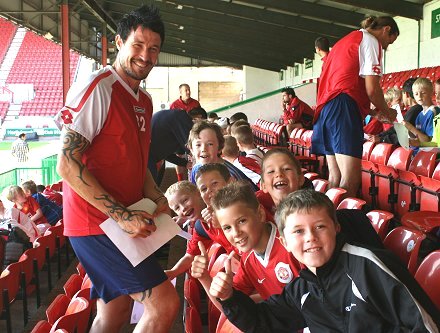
[36,185,46,193]
[212,181,259,212]
[223,136,239,158]
[117,5,165,46]
[22,180,37,194]
[188,121,225,152]
[188,107,208,120]
[281,87,296,98]
[208,112,219,120]
[234,125,254,145]
[230,120,250,136]
[195,163,231,183]
[230,112,248,124]
[275,189,337,238]
[19,133,26,139]
[403,78,417,99]
[314,37,329,52]
[179,83,190,90]
[261,148,302,176]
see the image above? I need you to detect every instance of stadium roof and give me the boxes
[0,0,428,72]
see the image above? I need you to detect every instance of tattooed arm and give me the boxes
[56,128,156,238]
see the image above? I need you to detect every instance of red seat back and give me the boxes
[414,250,440,310]
[386,147,412,171]
[408,150,437,177]
[366,210,394,240]
[383,227,426,275]
[368,143,394,165]
[337,197,366,210]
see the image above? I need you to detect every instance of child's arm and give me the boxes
[30,208,44,224]
[403,121,431,142]
[165,253,194,280]
[212,255,305,333]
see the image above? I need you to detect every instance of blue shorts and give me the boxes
[70,235,167,303]
[311,93,363,159]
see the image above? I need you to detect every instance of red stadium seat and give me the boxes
[46,294,70,325]
[416,161,440,212]
[395,151,437,218]
[184,278,202,313]
[366,210,394,240]
[383,227,426,275]
[207,243,227,272]
[362,141,375,161]
[414,250,440,310]
[185,306,203,333]
[63,274,83,299]
[0,261,22,333]
[400,211,440,234]
[325,188,347,207]
[375,147,412,212]
[35,231,57,290]
[49,297,90,333]
[304,172,319,181]
[216,313,243,333]
[312,179,329,193]
[337,197,366,210]
[30,320,52,333]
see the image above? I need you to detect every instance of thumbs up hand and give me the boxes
[209,251,235,301]
[191,241,209,280]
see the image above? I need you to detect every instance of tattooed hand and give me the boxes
[95,194,157,238]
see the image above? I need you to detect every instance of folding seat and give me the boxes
[304,172,319,181]
[361,143,394,207]
[76,262,86,278]
[325,188,347,207]
[289,127,301,153]
[63,274,83,299]
[0,262,22,333]
[395,150,437,219]
[312,179,329,193]
[184,277,202,313]
[383,226,426,275]
[290,128,305,156]
[47,222,69,277]
[366,210,394,241]
[375,147,412,212]
[414,250,440,310]
[46,294,70,325]
[184,306,203,333]
[20,244,44,307]
[273,124,287,146]
[35,231,57,290]
[50,297,90,333]
[337,197,366,210]
[414,161,440,212]
[400,211,440,234]
[362,141,376,161]
[207,243,227,272]
[30,320,52,333]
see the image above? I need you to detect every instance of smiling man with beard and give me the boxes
[55,5,179,333]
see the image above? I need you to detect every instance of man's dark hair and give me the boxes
[117,5,165,46]
[18,133,26,139]
[403,78,417,99]
[188,107,208,120]
[281,87,296,98]
[361,16,399,36]
[314,37,329,52]
[36,185,46,193]
[230,112,248,124]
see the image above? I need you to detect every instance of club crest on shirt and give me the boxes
[134,106,145,114]
[275,262,293,284]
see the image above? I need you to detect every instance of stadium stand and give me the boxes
[0,18,17,65]
[6,30,80,117]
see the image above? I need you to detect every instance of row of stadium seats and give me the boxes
[251,118,288,147]
[361,142,440,217]
[31,264,92,333]
[0,101,10,123]
[0,18,17,65]
[1,221,72,333]
[380,65,440,91]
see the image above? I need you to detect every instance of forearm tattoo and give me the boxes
[95,194,142,234]
[62,130,90,186]
[137,288,152,303]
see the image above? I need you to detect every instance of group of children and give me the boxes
[366,77,440,151]
[163,116,440,332]
[0,181,63,242]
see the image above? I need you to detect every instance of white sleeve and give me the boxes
[359,29,383,78]
[55,69,112,143]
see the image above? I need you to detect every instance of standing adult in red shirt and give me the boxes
[281,87,315,134]
[55,5,179,333]
[312,16,399,197]
[170,83,201,112]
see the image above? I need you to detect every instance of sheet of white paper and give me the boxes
[178,229,192,241]
[394,122,410,149]
[130,277,177,324]
[100,198,181,266]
